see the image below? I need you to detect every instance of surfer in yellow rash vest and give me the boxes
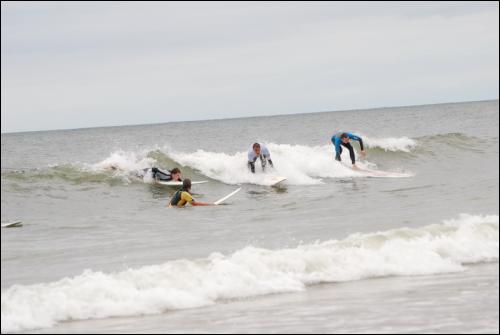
[168,179,213,207]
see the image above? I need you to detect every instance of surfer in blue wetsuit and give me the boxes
[331,132,366,169]
[248,143,274,173]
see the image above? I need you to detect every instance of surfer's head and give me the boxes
[182,179,192,192]
[170,168,181,181]
[340,133,350,144]
[253,143,261,155]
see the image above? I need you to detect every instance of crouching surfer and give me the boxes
[331,132,366,170]
[248,143,274,173]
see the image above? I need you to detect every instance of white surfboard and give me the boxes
[2,221,23,228]
[270,176,287,186]
[157,180,209,186]
[363,170,411,178]
[341,162,411,178]
[214,187,242,205]
[354,167,411,178]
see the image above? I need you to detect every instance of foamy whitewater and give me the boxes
[83,137,415,186]
[1,214,498,333]
[2,100,499,333]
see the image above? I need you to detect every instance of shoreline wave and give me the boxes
[1,214,498,333]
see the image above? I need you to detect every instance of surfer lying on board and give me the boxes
[169,179,213,207]
[136,167,182,182]
[331,132,366,170]
[248,143,274,173]
[106,165,182,182]
[150,167,182,182]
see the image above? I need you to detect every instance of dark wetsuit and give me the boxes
[331,132,364,165]
[151,167,180,182]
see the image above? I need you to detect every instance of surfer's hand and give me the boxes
[360,150,366,158]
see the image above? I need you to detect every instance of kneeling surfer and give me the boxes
[169,179,213,207]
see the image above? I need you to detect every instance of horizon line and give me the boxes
[2,98,498,135]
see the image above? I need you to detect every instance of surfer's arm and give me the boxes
[182,193,213,206]
[349,134,365,151]
[191,201,213,206]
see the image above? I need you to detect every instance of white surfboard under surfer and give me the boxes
[331,131,412,178]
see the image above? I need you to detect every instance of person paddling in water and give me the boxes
[331,132,366,170]
[169,179,213,207]
[248,143,274,173]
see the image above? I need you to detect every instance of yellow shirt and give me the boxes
[170,191,194,207]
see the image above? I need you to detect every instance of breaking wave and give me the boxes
[1,214,498,333]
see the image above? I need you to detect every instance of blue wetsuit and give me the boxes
[331,132,364,165]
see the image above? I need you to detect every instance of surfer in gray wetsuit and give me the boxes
[248,143,274,173]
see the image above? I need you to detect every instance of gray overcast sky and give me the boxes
[1,1,499,133]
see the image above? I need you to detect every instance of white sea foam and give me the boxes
[74,138,414,186]
[87,150,155,183]
[1,214,498,333]
[168,143,400,185]
[90,150,154,173]
[363,136,417,152]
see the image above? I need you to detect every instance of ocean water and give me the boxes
[1,100,499,333]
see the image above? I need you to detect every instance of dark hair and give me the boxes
[170,168,181,175]
[253,143,261,149]
[340,133,349,139]
[182,178,192,191]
